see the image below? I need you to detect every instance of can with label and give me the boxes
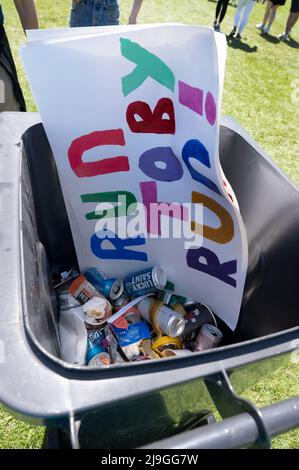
[137,297,185,338]
[84,268,124,301]
[58,289,81,311]
[193,324,223,352]
[69,274,101,304]
[113,293,130,312]
[86,332,111,367]
[124,266,167,297]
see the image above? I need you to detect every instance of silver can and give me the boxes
[193,324,223,352]
[137,297,185,338]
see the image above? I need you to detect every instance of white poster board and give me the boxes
[21,24,248,330]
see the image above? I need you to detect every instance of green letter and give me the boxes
[120,38,175,97]
[81,191,137,220]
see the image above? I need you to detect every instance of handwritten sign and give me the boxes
[21,25,248,329]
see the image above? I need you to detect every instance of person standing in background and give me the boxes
[0,1,38,112]
[228,0,257,39]
[278,0,299,40]
[70,0,144,28]
[256,0,286,34]
[213,0,230,32]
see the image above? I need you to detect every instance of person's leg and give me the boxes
[233,0,246,26]
[70,0,93,27]
[229,0,246,35]
[219,0,230,23]
[256,1,274,30]
[267,4,279,31]
[215,0,223,22]
[286,11,299,33]
[237,0,255,35]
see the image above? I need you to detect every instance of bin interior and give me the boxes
[20,122,299,364]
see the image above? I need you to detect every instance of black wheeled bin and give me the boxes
[0,112,298,449]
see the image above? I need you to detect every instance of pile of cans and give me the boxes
[56,266,223,368]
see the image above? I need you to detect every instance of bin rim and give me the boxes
[0,112,298,425]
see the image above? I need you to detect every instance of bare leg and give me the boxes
[261,1,274,28]
[267,4,279,29]
[286,11,299,34]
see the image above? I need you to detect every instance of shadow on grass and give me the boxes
[259,32,280,44]
[282,36,299,49]
[227,36,258,53]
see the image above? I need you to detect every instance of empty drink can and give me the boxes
[69,274,101,304]
[194,324,223,352]
[58,288,80,311]
[137,297,185,338]
[86,333,111,368]
[181,303,217,349]
[84,268,124,300]
[113,293,130,312]
[124,266,167,297]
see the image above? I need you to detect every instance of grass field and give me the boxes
[0,0,298,449]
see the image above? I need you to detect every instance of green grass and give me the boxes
[0,0,298,449]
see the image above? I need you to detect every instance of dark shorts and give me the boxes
[0,24,26,111]
[270,0,286,5]
[291,0,299,13]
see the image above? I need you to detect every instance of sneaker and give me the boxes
[264,25,270,34]
[214,23,220,32]
[256,23,264,31]
[236,33,242,40]
[278,32,289,41]
[229,26,237,37]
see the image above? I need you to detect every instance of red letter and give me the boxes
[68,129,129,178]
[126,98,175,134]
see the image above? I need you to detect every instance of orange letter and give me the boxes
[192,192,234,244]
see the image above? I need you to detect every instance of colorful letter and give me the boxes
[139,147,183,182]
[187,247,237,288]
[81,191,137,220]
[91,230,147,261]
[205,92,217,126]
[68,129,129,178]
[120,38,175,97]
[182,139,221,195]
[140,181,187,235]
[126,98,175,134]
[179,81,203,116]
[191,192,234,244]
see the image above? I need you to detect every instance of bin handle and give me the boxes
[140,396,299,449]
[204,369,271,448]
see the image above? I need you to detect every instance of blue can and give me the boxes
[85,268,124,300]
[124,266,167,297]
[86,332,111,367]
